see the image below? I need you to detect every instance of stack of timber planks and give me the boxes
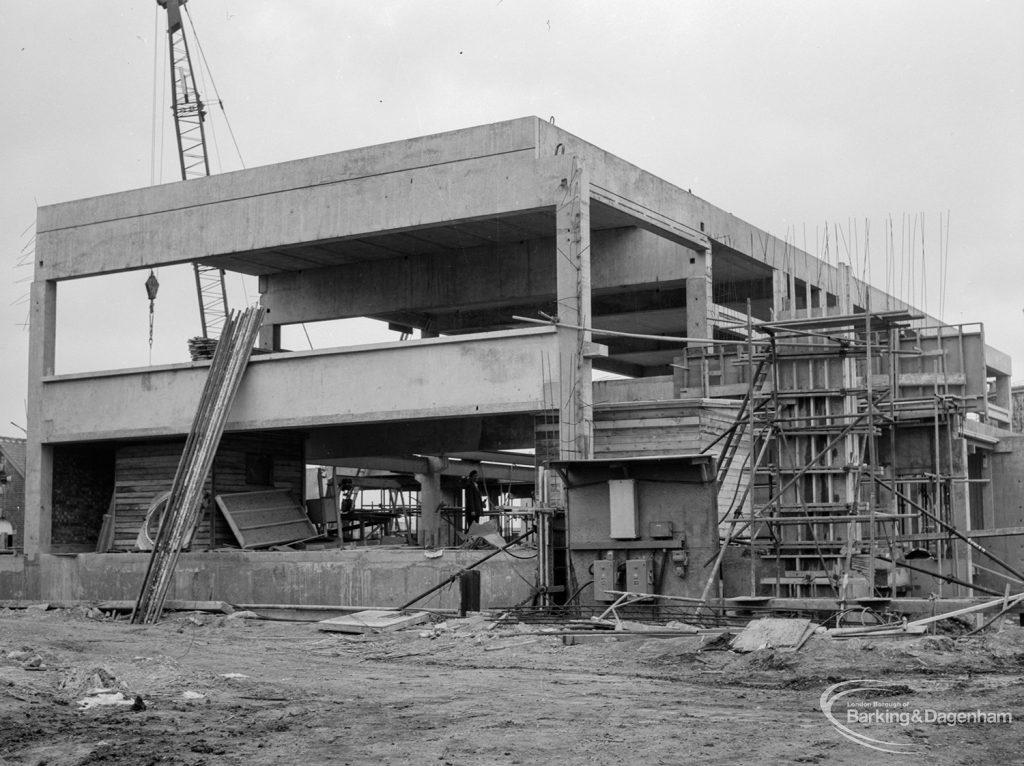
[593,399,746,523]
[187,336,218,360]
[593,399,741,458]
[131,306,266,624]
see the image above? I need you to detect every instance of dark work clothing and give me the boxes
[463,479,484,530]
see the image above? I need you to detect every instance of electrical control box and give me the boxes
[671,547,689,578]
[649,520,674,539]
[593,559,617,602]
[625,558,653,593]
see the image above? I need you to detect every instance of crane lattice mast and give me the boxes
[158,0,229,340]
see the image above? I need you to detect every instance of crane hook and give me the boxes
[145,270,160,354]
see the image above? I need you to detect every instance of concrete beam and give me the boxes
[35,152,576,281]
[307,414,537,461]
[318,454,535,482]
[985,343,1012,378]
[375,289,691,338]
[316,455,444,475]
[260,227,690,326]
[38,118,541,233]
[589,193,709,252]
[38,329,560,442]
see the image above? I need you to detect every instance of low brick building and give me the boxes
[0,437,26,552]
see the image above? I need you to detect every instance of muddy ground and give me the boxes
[1,606,1022,765]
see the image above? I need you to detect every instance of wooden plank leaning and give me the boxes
[130,306,266,625]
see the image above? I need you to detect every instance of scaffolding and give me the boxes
[686,309,1018,601]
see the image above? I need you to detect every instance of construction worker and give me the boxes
[462,470,484,532]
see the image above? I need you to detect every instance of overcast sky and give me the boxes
[1,0,1022,438]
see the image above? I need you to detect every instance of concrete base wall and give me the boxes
[0,549,534,610]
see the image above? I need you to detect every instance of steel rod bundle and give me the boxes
[131,305,266,624]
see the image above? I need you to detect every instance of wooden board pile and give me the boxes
[187,336,218,360]
[317,610,431,634]
[131,306,266,624]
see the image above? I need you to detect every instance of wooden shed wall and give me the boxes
[112,431,305,551]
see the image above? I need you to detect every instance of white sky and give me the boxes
[1,0,1022,438]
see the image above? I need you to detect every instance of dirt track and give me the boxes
[1,607,1022,765]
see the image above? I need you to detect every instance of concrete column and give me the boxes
[256,275,281,351]
[837,263,853,314]
[994,374,1012,413]
[685,248,712,342]
[953,435,973,595]
[673,247,712,398]
[257,324,281,352]
[553,160,593,462]
[414,456,446,549]
[771,269,788,320]
[25,279,56,559]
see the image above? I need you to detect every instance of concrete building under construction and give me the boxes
[4,117,1022,617]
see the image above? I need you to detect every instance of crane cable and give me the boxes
[148,6,164,363]
[150,3,161,186]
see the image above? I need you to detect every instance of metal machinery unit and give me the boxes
[552,455,719,605]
